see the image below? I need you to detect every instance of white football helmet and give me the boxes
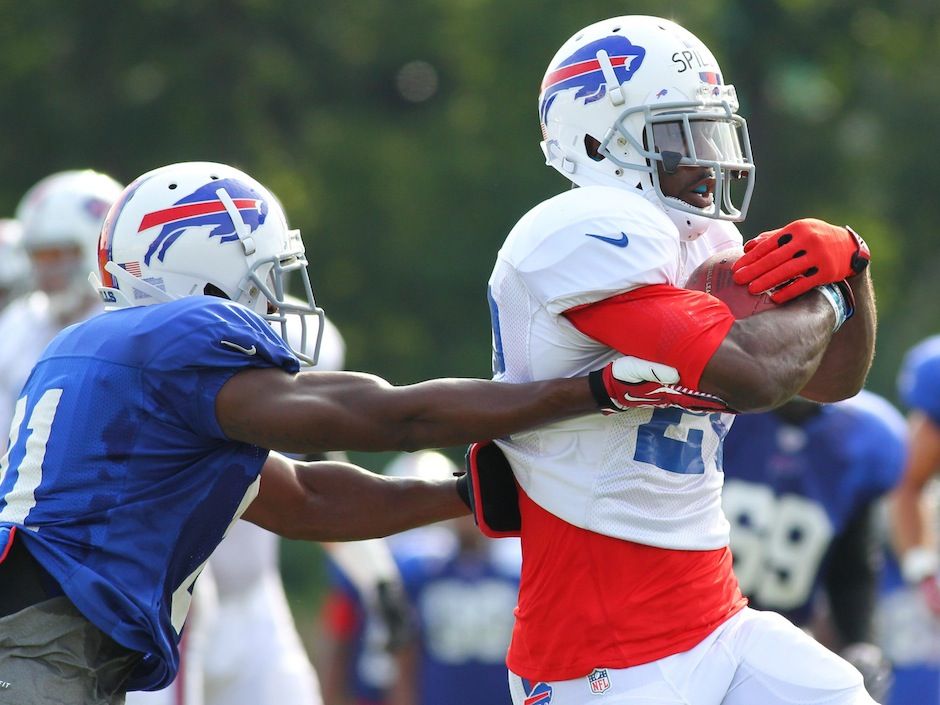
[94,161,325,365]
[539,16,755,226]
[383,450,459,481]
[0,219,31,310]
[15,169,123,301]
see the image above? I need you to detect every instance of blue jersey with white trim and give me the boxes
[721,390,905,624]
[0,296,298,691]
[399,543,520,705]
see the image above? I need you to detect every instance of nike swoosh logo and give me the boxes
[220,340,258,356]
[584,231,630,247]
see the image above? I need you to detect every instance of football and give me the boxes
[685,248,778,319]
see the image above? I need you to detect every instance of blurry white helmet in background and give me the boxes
[95,161,324,364]
[383,450,459,481]
[0,219,31,311]
[16,169,122,320]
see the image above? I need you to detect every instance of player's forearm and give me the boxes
[300,375,598,453]
[278,461,469,542]
[799,271,875,402]
[700,291,835,412]
[368,376,598,451]
[889,485,931,558]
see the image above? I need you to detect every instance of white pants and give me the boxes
[508,608,878,705]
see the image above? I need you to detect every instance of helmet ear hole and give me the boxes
[203,283,229,299]
[584,135,605,162]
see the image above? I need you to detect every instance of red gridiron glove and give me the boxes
[589,356,734,413]
[731,219,870,303]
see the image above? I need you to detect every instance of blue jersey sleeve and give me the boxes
[143,298,300,441]
[898,335,940,426]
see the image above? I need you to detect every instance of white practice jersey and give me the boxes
[488,185,741,550]
[0,290,102,442]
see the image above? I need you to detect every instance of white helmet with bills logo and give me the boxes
[94,161,324,364]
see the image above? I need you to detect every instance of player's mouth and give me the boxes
[682,175,715,209]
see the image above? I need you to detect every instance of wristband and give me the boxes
[588,369,614,410]
[816,281,854,332]
[900,545,940,584]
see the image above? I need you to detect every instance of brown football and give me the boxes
[685,248,778,319]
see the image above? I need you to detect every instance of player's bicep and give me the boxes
[241,452,308,534]
[564,284,734,387]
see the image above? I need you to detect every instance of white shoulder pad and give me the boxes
[496,187,681,314]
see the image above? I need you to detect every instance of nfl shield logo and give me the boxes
[588,668,611,695]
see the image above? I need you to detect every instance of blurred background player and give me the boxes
[0,169,122,438]
[881,334,940,704]
[721,392,905,702]
[387,452,521,705]
[319,450,521,705]
[0,219,31,314]
[319,451,455,705]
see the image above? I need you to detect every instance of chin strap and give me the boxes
[596,50,626,106]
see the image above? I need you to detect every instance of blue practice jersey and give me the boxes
[399,541,520,705]
[0,296,298,691]
[722,390,905,624]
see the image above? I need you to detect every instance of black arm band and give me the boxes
[588,369,612,409]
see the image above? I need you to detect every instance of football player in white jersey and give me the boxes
[484,16,878,705]
[0,169,123,438]
[0,219,31,314]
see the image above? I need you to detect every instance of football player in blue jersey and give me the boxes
[883,334,940,704]
[389,454,521,705]
[722,392,905,701]
[0,161,664,705]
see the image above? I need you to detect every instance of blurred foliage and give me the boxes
[2,0,937,399]
[2,0,938,390]
[3,0,940,615]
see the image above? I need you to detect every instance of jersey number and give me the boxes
[722,480,834,609]
[0,390,63,524]
[634,408,725,474]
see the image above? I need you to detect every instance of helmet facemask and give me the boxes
[601,91,756,221]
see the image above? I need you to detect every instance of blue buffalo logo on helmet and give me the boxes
[138,179,268,266]
[539,36,646,126]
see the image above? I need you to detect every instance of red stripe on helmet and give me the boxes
[540,55,630,91]
[138,198,258,232]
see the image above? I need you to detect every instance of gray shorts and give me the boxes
[0,597,140,705]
